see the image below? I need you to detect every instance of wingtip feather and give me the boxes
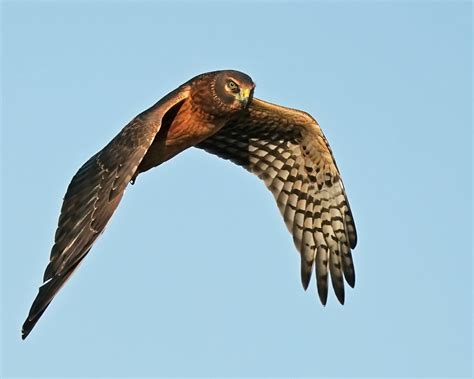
[345,272,356,288]
[21,306,47,340]
[317,285,328,305]
[300,261,312,290]
[335,289,345,305]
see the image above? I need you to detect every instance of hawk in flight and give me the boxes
[22,70,357,339]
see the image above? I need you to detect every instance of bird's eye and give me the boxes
[227,80,239,93]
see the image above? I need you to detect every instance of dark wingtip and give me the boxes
[302,279,310,291]
[21,278,61,340]
[345,272,356,288]
[21,319,34,340]
[334,286,345,305]
[301,270,311,291]
[300,259,313,290]
[21,306,46,340]
[341,246,356,288]
[350,232,357,249]
[338,295,345,305]
[317,284,328,306]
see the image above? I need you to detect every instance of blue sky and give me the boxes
[1,1,472,377]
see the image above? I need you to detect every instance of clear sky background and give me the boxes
[1,1,472,378]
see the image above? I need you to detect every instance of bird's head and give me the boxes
[208,70,255,114]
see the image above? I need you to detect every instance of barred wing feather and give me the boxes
[196,98,357,304]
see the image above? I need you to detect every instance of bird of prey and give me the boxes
[22,70,357,339]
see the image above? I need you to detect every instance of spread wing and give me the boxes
[196,98,357,305]
[22,86,190,339]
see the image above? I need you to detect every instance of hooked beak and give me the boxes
[237,87,252,108]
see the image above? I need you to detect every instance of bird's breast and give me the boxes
[161,101,227,161]
[134,98,229,177]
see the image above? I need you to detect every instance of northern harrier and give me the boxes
[22,70,357,339]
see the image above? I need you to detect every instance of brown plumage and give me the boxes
[22,70,357,339]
